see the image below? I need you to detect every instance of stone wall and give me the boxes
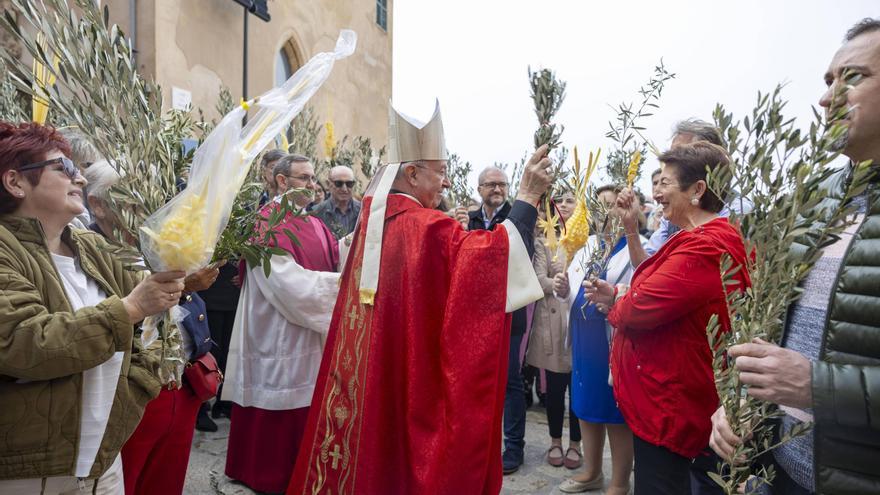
[105,0,393,157]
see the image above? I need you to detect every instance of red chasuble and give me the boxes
[287,194,513,495]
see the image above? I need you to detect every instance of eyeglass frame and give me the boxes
[18,156,80,180]
[284,173,319,184]
[479,181,509,190]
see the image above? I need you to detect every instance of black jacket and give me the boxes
[198,262,241,310]
[467,201,528,337]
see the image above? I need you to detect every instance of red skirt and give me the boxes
[226,404,310,493]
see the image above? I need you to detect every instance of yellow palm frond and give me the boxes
[626,150,642,187]
[324,121,336,158]
[558,147,601,264]
[31,33,57,125]
[279,126,291,152]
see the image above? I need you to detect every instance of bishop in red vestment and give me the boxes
[287,102,552,494]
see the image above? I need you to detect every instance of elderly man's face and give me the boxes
[820,30,880,163]
[328,167,355,203]
[406,160,450,208]
[478,168,509,208]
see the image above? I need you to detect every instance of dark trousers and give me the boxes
[690,447,726,495]
[503,333,527,457]
[633,434,691,494]
[545,370,581,442]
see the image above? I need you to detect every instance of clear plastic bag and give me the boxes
[140,30,357,273]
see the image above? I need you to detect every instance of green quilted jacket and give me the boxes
[794,167,880,494]
[0,215,162,481]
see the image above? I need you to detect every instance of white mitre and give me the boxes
[358,100,448,305]
[387,100,448,163]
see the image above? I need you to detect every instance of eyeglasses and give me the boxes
[19,157,80,180]
[479,181,508,190]
[332,180,356,189]
[286,174,318,184]
[656,179,679,189]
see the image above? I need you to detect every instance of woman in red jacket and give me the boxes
[586,142,750,494]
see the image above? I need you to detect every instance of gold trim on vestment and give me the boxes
[309,259,374,494]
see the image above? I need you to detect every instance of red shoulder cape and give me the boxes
[287,195,512,494]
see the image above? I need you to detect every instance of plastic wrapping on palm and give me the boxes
[140,30,357,273]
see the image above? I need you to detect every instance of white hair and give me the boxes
[57,127,102,167]
[83,160,121,200]
[329,165,355,180]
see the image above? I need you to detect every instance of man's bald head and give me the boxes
[329,165,355,182]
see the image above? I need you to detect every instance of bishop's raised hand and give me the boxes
[516,144,553,207]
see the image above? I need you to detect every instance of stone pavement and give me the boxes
[184,405,614,494]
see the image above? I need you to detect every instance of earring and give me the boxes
[690,196,699,205]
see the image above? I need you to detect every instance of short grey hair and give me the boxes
[57,127,102,168]
[260,149,287,169]
[477,166,508,185]
[272,153,311,178]
[845,18,880,42]
[672,118,723,146]
[83,160,121,200]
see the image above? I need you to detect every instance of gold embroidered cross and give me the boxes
[329,444,342,469]
[348,305,359,330]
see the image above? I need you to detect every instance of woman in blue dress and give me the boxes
[558,185,642,495]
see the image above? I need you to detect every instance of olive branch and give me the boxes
[705,76,874,493]
[604,59,674,187]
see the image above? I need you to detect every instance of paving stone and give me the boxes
[184,406,614,494]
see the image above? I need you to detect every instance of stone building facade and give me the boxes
[98,0,393,155]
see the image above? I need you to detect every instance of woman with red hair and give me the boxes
[0,121,185,494]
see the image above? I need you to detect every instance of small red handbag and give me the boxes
[184,352,223,402]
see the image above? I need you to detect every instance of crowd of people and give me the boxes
[0,16,877,495]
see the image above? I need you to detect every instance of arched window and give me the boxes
[275,39,302,87]
[274,50,292,87]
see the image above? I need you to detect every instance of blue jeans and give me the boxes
[503,333,526,457]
